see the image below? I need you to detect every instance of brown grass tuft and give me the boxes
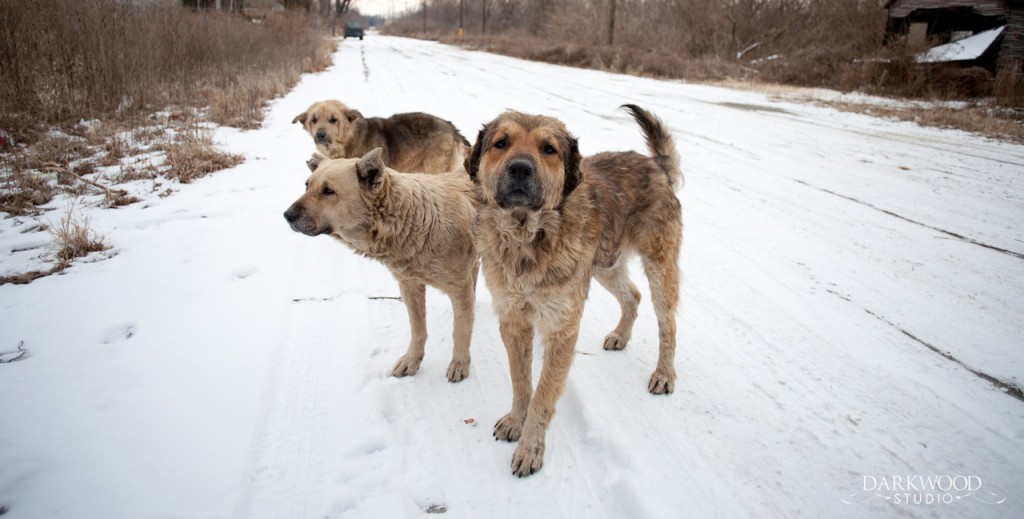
[160,131,244,184]
[50,203,110,266]
[995,65,1024,109]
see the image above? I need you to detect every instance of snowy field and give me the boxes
[1,35,1023,518]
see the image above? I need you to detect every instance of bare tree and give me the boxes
[481,0,489,33]
[607,0,616,45]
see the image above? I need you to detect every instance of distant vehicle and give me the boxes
[344,22,364,40]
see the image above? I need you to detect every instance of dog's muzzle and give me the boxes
[314,130,331,145]
[496,158,542,209]
[283,203,326,236]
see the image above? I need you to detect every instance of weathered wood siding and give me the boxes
[887,0,1008,18]
[999,6,1024,69]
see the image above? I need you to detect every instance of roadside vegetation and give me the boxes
[0,0,336,284]
[385,0,1024,141]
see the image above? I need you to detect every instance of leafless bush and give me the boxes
[995,65,1024,108]
[159,128,244,184]
[0,0,334,132]
[50,203,110,266]
[389,0,886,83]
[0,1,332,216]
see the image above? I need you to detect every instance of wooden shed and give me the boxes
[885,0,1024,71]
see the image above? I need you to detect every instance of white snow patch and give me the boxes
[917,26,1006,64]
[0,35,1022,519]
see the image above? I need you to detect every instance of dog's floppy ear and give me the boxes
[292,111,308,125]
[356,147,386,191]
[306,152,326,172]
[562,136,582,199]
[344,109,364,123]
[466,127,489,182]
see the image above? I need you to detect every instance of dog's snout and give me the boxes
[283,204,303,223]
[314,130,329,143]
[507,159,533,180]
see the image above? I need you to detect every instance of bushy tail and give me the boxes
[621,104,683,191]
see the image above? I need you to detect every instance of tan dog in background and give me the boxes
[292,100,469,174]
[284,148,479,382]
[468,105,684,477]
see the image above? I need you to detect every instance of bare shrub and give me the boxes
[995,65,1024,108]
[160,129,244,184]
[50,203,110,266]
[0,1,334,131]
[0,162,53,216]
[0,1,332,216]
[392,0,885,84]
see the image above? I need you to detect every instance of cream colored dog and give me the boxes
[284,148,479,381]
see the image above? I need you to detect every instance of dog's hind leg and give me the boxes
[445,274,475,383]
[641,233,681,395]
[594,260,641,351]
[392,279,427,378]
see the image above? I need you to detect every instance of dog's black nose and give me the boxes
[507,159,533,180]
[314,130,329,143]
[283,204,302,223]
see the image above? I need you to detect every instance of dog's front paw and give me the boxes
[391,354,423,378]
[446,357,470,382]
[493,413,525,442]
[511,436,545,477]
[602,332,629,351]
[648,368,676,394]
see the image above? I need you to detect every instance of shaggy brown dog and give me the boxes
[292,100,469,174]
[468,105,683,477]
[284,148,479,382]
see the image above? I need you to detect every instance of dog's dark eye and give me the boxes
[328,116,337,124]
[494,138,507,150]
[321,185,335,196]
[543,144,557,155]
[310,116,318,124]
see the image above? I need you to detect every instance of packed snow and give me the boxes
[1,35,1023,518]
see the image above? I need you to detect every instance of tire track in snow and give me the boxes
[795,179,1024,260]
[826,289,1024,403]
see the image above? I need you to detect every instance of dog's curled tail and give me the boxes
[621,104,684,191]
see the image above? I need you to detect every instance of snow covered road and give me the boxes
[1,35,1023,518]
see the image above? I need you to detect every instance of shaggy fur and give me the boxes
[292,100,470,174]
[284,148,479,382]
[469,105,683,477]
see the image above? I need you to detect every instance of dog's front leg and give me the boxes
[392,279,427,377]
[494,312,534,443]
[510,317,580,477]
[445,278,474,383]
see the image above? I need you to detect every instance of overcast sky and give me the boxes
[355,0,415,18]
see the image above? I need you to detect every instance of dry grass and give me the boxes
[448,35,743,81]
[0,0,335,131]
[0,167,53,216]
[50,204,110,266]
[829,103,1024,143]
[160,130,244,184]
[996,66,1024,109]
[391,0,1024,139]
[0,203,111,286]
[0,0,334,220]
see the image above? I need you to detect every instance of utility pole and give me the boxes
[459,0,464,42]
[422,0,427,34]
[608,0,616,46]
[481,0,489,34]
